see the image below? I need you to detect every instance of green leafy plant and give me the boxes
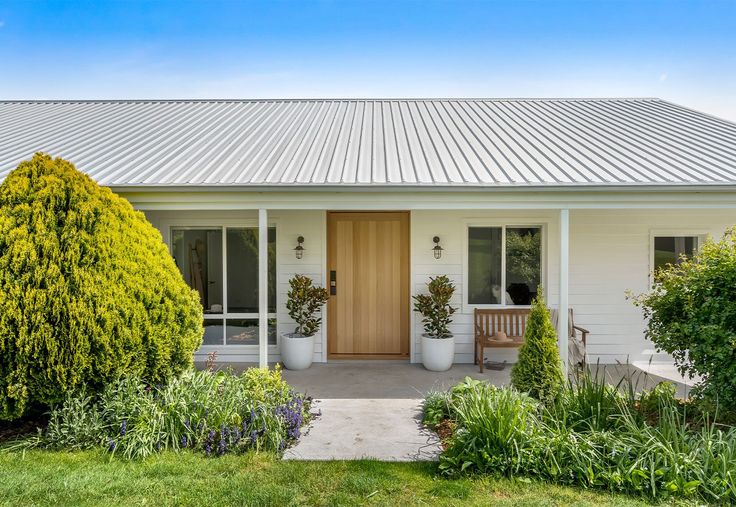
[510,293,564,403]
[413,275,457,338]
[285,275,329,337]
[632,228,736,412]
[0,154,203,420]
[440,381,540,476]
[436,372,736,503]
[546,367,631,433]
[23,367,310,460]
[422,391,452,426]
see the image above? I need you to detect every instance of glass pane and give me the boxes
[468,227,502,304]
[203,319,224,345]
[171,228,223,314]
[226,318,277,345]
[226,228,276,313]
[654,236,698,272]
[505,227,542,305]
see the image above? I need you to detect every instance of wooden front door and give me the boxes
[327,212,410,358]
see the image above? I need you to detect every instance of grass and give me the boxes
[0,450,676,507]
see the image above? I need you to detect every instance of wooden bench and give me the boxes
[474,307,589,373]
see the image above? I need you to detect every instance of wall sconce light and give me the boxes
[294,236,305,259]
[432,236,443,259]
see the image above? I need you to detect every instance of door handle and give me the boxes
[330,270,336,295]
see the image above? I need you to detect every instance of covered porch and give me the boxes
[132,187,736,381]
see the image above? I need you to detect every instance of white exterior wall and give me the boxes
[144,206,736,365]
[412,209,736,364]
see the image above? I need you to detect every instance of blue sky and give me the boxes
[1,0,735,120]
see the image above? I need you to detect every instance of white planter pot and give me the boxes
[281,333,314,370]
[421,334,455,372]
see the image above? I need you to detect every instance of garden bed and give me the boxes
[3,366,313,460]
[423,374,736,504]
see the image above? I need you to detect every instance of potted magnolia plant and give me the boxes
[281,274,330,370]
[413,275,457,371]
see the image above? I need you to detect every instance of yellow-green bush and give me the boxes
[0,154,203,420]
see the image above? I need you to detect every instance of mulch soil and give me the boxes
[0,415,47,443]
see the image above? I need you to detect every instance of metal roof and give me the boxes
[1,98,736,188]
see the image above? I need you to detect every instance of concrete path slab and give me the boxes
[283,398,442,462]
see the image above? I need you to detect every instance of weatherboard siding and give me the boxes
[144,207,736,365]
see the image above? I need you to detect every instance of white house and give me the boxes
[1,98,735,371]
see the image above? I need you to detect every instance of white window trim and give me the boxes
[161,216,279,352]
[462,220,548,313]
[648,229,709,278]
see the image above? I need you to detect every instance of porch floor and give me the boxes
[199,361,690,399]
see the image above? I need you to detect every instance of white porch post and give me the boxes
[258,208,268,368]
[558,208,570,376]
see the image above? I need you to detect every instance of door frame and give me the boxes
[326,211,411,360]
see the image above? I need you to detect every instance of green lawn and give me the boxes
[0,450,676,507]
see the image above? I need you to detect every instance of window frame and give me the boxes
[649,229,707,280]
[462,221,547,312]
[163,217,278,352]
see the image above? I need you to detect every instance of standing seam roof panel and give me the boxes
[1,98,735,187]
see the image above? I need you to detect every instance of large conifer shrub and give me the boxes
[511,293,564,402]
[0,154,203,420]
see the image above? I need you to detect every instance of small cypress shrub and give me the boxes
[511,293,564,402]
[0,154,203,420]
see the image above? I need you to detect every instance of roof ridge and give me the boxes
[0,97,662,105]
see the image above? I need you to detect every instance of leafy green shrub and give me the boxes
[413,275,457,338]
[0,154,203,420]
[638,382,678,421]
[546,368,632,433]
[510,293,564,402]
[440,381,540,475]
[436,373,736,503]
[42,390,107,450]
[285,275,329,337]
[26,367,309,460]
[633,228,736,412]
[422,391,451,427]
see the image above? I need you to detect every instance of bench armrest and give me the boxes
[572,325,589,346]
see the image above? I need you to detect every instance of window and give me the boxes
[172,226,276,346]
[652,235,699,278]
[467,226,542,306]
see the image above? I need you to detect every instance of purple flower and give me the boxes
[156,440,162,452]
[251,430,258,444]
[108,439,116,452]
[120,420,127,436]
[180,435,188,448]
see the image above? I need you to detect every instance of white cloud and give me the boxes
[659,73,668,82]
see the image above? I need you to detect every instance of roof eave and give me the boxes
[109,183,736,193]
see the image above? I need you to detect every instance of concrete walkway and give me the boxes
[197,361,692,461]
[283,398,442,461]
